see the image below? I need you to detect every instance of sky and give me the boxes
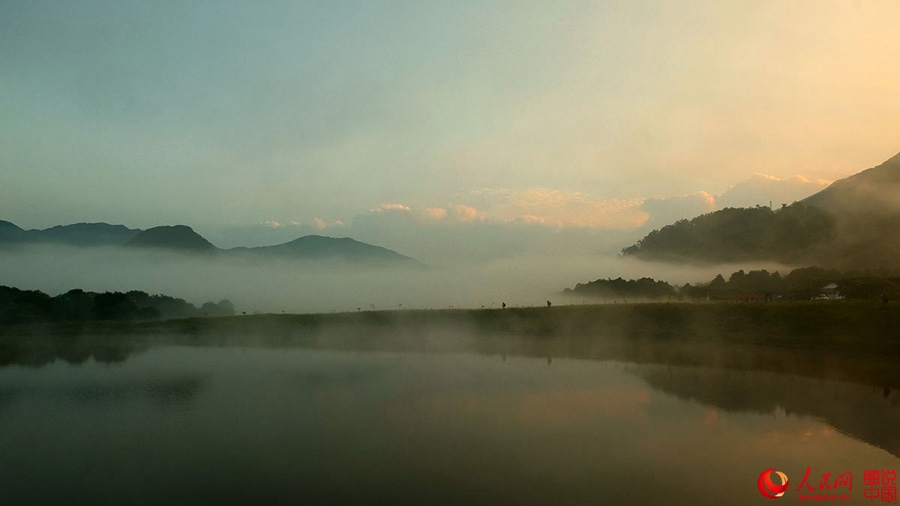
[2,0,900,254]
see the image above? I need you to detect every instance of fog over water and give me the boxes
[0,245,790,314]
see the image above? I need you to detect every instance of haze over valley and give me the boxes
[3,2,900,504]
[4,151,900,313]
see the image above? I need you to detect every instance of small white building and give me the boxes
[814,283,844,300]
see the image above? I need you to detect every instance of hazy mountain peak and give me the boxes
[228,234,422,266]
[125,225,216,252]
[1,220,142,246]
[884,151,900,165]
[1,219,421,265]
[37,222,142,246]
[0,220,24,231]
[802,151,900,215]
[623,151,900,269]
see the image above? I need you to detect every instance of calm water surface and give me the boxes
[1,345,898,505]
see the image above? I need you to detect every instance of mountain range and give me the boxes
[0,221,141,246]
[622,151,900,268]
[0,221,421,267]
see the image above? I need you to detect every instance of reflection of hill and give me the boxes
[3,319,899,458]
[0,377,204,412]
[139,303,899,388]
[631,364,900,458]
[0,333,149,368]
[4,303,898,387]
[3,303,900,459]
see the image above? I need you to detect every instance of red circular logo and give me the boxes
[758,469,789,499]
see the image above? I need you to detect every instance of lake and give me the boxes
[1,342,898,505]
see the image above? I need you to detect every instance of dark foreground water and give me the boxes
[1,345,898,505]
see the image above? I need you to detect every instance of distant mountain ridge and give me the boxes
[125,225,217,252]
[0,220,421,266]
[623,151,900,268]
[0,221,141,246]
[227,235,421,265]
[0,220,25,242]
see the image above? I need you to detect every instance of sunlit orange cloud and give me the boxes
[522,215,545,224]
[424,207,448,219]
[378,167,829,230]
[751,173,828,187]
[372,203,410,212]
[468,187,648,229]
[363,203,479,223]
[453,204,481,222]
[752,173,780,182]
[311,217,345,230]
[263,219,308,228]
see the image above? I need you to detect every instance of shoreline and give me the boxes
[2,301,898,388]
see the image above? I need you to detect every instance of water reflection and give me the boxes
[0,332,147,368]
[0,344,897,505]
[633,364,900,456]
[0,378,202,410]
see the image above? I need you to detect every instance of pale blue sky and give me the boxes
[2,0,899,234]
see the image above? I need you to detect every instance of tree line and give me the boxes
[622,204,835,263]
[0,286,234,326]
[564,277,677,300]
[566,267,900,301]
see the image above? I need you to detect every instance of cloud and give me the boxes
[262,217,344,233]
[453,205,481,222]
[373,203,411,213]
[311,218,328,230]
[752,173,780,182]
[638,193,718,230]
[633,173,831,231]
[716,172,829,209]
[206,191,659,264]
[467,187,647,229]
[424,208,448,220]
[699,191,716,207]
[312,217,345,230]
[205,169,836,264]
[364,204,465,223]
